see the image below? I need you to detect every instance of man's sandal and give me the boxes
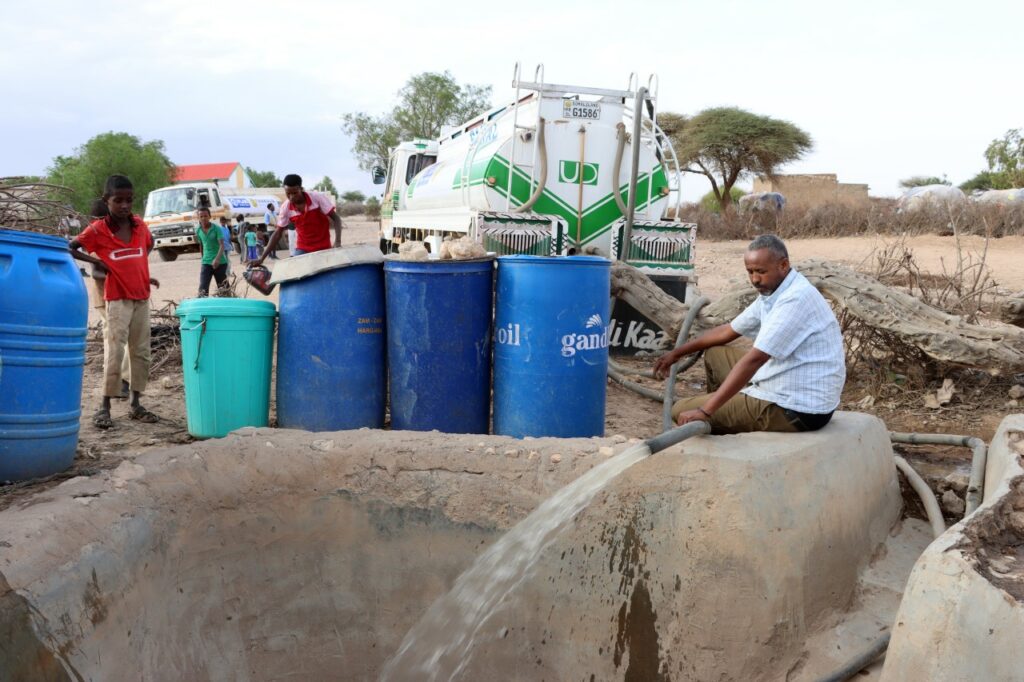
[93,408,114,429]
[129,406,160,423]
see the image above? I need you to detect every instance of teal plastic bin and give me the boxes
[177,299,277,438]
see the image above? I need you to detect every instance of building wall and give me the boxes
[228,165,249,188]
[752,174,869,208]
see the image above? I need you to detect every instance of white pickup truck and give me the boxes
[143,183,287,261]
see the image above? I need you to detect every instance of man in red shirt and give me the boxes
[251,174,341,266]
[70,175,160,429]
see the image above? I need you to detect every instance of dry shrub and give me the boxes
[674,198,1024,240]
[841,225,1000,394]
[336,201,366,217]
[0,177,79,235]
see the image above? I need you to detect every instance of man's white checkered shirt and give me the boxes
[729,268,846,414]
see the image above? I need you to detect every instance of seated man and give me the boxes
[654,234,845,434]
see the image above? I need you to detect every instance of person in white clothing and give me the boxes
[653,234,846,434]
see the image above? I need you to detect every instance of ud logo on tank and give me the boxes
[560,314,611,357]
[558,161,599,186]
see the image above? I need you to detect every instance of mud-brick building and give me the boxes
[753,173,869,208]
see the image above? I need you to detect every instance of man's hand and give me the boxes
[149,277,160,289]
[676,408,711,426]
[653,350,682,380]
[333,235,342,248]
[249,254,265,269]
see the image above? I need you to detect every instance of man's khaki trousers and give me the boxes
[671,346,798,435]
[103,299,150,398]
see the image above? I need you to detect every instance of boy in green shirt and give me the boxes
[244,226,259,261]
[195,207,227,297]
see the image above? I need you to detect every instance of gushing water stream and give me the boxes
[380,442,653,681]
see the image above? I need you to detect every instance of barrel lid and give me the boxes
[176,298,277,318]
[497,255,610,267]
[384,255,495,274]
[269,245,384,285]
[0,228,70,251]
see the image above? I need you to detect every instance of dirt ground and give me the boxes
[3,226,1021,507]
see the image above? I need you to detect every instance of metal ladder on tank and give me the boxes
[504,62,545,212]
[621,73,684,220]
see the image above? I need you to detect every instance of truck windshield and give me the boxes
[145,188,194,218]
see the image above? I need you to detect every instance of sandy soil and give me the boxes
[3,228,1020,506]
[694,233,1024,299]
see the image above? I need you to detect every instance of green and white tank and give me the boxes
[393,95,671,257]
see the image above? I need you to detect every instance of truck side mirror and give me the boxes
[371,166,387,185]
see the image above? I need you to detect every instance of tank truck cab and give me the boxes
[374,140,439,253]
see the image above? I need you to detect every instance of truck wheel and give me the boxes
[157,248,178,262]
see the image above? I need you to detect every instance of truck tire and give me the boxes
[157,248,178,262]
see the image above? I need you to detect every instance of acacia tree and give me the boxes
[342,71,491,171]
[341,190,366,203]
[48,132,174,214]
[663,107,812,210]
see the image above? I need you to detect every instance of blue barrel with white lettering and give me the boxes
[276,250,386,431]
[493,255,610,438]
[0,229,88,481]
[384,258,494,434]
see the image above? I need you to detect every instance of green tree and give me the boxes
[959,170,998,193]
[700,187,746,213]
[313,176,338,195]
[341,190,366,203]
[246,167,281,187]
[899,175,949,189]
[342,71,492,171]
[47,132,174,214]
[665,107,812,210]
[984,128,1024,189]
[365,196,381,219]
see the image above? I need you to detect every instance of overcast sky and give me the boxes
[3,0,1021,201]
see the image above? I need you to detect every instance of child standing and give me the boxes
[69,175,160,429]
[195,207,228,297]
[244,225,259,262]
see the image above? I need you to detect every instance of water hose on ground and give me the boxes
[663,297,710,432]
[813,634,892,682]
[815,434,962,682]
[511,118,547,213]
[608,365,665,402]
[888,431,988,515]
[893,454,947,538]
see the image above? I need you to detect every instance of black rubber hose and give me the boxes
[813,633,891,682]
[646,420,711,455]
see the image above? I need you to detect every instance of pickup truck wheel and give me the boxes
[157,248,178,262]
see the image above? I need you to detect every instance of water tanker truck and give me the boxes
[374,64,697,353]
[144,183,288,261]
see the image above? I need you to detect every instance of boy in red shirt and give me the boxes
[70,175,161,429]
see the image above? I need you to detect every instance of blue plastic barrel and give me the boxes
[493,256,611,438]
[177,299,276,438]
[0,229,88,481]
[384,258,494,434]
[276,254,386,431]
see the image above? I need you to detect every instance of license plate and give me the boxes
[562,100,601,120]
